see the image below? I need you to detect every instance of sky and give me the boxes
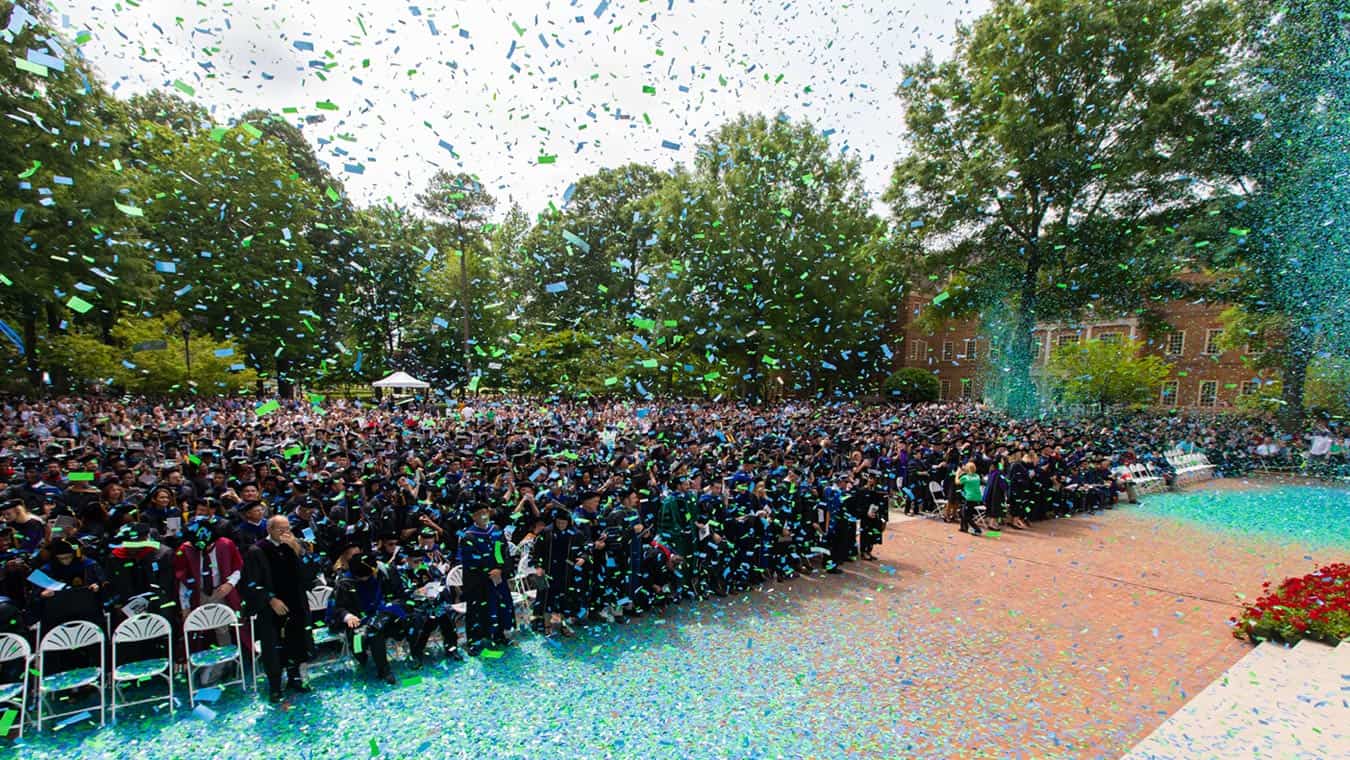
[56,0,989,216]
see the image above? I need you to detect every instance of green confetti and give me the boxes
[14,57,48,77]
[66,296,95,314]
[67,472,95,482]
[537,155,557,165]
[255,399,281,416]
[172,79,196,96]
[18,160,41,179]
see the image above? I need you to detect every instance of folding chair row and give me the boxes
[1166,452,1215,482]
[0,603,258,737]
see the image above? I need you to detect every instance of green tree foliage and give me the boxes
[887,0,1236,416]
[882,368,940,403]
[417,171,496,383]
[1202,1,1350,427]
[1237,358,1350,419]
[517,164,669,328]
[341,204,442,374]
[650,114,885,400]
[132,121,324,395]
[1045,338,1173,407]
[45,314,255,395]
[0,4,148,381]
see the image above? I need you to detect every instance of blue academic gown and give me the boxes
[456,524,513,642]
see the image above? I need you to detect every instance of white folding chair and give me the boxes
[446,565,467,615]
[303,586,349,677]
[182,603,246,708]
[36,620,106,731]
[0,633,32,738]
[508,573,537,627]
[926,480,948,518]
[110,613,174,722]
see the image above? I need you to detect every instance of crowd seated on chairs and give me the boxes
[0,394,1339,735]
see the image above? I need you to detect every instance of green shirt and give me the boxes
[958,473,983,502]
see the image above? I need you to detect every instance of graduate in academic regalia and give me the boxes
[853,473,887,561]
[823,476,855,572]
[328,552,403,685]
[456,504,514,653]
[529,508,584,637]
[242,516,313,702]
[30,537,105,631]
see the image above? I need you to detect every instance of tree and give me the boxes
[0,5,148,385]
[1202,1,1350,428]
[342,203,443,374]
[132,121,324,397]
[886,0,1236,416]
[650,114,885,399]
[883,368,940,403]
[1045,338,1172,407]
[517,164,669,328]
[417,172,496,385]
[44,314,256,395]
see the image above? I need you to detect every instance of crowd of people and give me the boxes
[0,394,1338,716]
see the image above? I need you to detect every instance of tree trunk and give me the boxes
[458,224,472,394]
[100,310,115,345]
[44,301,61,332]
[1278,325,1312,431]
[1005,255,1042,418]
[22,306,40,388]
[277,355,295,399]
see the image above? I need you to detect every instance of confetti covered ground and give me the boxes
[1136,481,1350,549]
[12,480,1345,759]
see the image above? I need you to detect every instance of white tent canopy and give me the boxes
[371,371,430,389]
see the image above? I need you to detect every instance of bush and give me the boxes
[1232,562,1350,645]
[882,367,940,402]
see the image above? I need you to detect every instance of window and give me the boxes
[1160,381,1179,406]
[1057,334,1080,348]
[1097,332,1122,344]
[1241,380,1260,396]
[964,339,978,360]
[1198,380,1218,408]
[940,379,951,400]
[1203,329,1223,356]
[989,343,1001,360]
[942,341,954,361]
[909,338,926,362]
[1166,331,1185,356]
[960,378,973,399]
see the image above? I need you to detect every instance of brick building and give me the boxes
[892,291,1265,408]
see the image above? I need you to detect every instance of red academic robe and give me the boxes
[173,538,245,611]
[173,538,249,662]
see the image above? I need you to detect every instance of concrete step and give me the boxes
[1333,638,1350,671]
[1126,640,1348,759]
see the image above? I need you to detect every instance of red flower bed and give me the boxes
[1232,562,1350,645]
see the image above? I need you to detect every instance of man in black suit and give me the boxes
[243,515,313,702]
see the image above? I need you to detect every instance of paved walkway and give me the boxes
[839,498,1338,758]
